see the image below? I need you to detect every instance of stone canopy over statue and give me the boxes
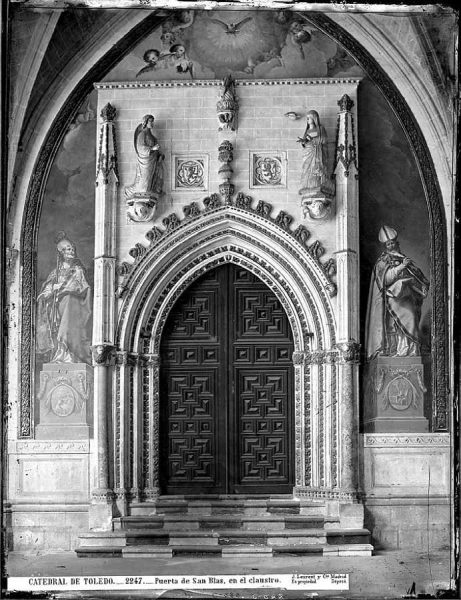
[365,225,429,359]
[364,226,430,433]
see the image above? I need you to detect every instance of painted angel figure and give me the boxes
[125,115,164,200]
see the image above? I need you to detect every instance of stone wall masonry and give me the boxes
[96,79,359,275]
[361,433,451,550]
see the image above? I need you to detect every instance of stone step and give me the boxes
[116,514,332,532]
[78,527,369,549]
[132,497,327,517]
[77,542,373,559]
[76,546,123,558]
[325,529,371,545]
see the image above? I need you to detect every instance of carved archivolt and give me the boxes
[112,206,341,498]
[115,206,336,353]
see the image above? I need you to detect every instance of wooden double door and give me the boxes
[160,264,294,494]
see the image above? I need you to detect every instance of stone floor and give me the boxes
[4,548,456,599]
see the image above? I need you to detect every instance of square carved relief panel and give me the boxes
[250,151,287,189]
[172,154,209,191]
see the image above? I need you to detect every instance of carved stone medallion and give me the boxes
[250,152,286,188]
[173,155,208,191]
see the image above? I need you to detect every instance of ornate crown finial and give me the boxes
[100,103,116,122]
[337,94,354,112]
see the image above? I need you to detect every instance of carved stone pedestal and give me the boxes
[35,363,93,439]
[364,356,428,432]
[301,191,333,221]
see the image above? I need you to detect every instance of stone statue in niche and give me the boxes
[297,110,335,220]
[125,114,164,222]
[363,226,430,433]
[36,231,91,364]
[365,226,429,359]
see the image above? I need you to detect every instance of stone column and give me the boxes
[292,351,306,489]
[334,94,360,499]
[144,353,160,502]
[89,103,118,530]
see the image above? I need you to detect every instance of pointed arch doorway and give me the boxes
[159,263,295,495]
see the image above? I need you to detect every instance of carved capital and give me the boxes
[337,342,360,363]
[115,351,138,367]
[292,351,305,365]
[304,349,337,365]
[91,344,115,366]
[142,353,159,368]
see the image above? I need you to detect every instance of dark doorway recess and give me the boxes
[160,264,295,495]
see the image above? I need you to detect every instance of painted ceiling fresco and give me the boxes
[105,10,364,81]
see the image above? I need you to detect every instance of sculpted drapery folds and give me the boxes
[297,110,334,198]
[365,226,429,360]
[36,232,92,364]
[125,114,164,200]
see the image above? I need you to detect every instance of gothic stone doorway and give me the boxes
[160,264,295,495]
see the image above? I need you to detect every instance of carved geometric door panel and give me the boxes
[160,265,294,495]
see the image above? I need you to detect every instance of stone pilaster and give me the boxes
[337,342,360,495]
[334,94,360,499]
[90,103,118,529]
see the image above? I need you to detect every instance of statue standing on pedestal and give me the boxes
[297,110,334,220]
[365,226,429,360]
[36,231,91,364]
[125,114,164,201]
[298,110,334,197]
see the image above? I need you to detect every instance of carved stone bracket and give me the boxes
[91,344,116,366]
